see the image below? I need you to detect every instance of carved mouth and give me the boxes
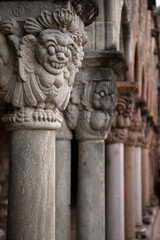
[50,62,65,69]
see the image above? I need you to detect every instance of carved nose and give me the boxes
[57,52,65,61]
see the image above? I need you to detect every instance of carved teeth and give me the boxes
[51,62,64,69]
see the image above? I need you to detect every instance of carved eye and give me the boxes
[99,90,106,97]
[48,46,55,55]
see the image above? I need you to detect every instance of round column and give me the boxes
[56,121,72,240]
[65,68,118,240]
[7,130,56,239]
[105,96,134,240]
[124,144,136,240]
[135,146,142,226]
[77,140,105,240]
[105,143,124,240]
[142,147,150,208]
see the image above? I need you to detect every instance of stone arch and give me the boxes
[119,0,131,62]
[134,43,139,83]
[147,81,150,105]
[142,67,145,99]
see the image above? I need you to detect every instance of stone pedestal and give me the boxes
[56,121,72,240]
[124,145,136,240]
[77,140,105,240]
[105,143,124,240]
[7,130,56,239]
[135,147,143,226]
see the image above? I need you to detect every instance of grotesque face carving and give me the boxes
[92,81,116,112]
[36,30,74,75]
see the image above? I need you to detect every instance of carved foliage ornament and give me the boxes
[66,73,117,140]
[0,8,86,129]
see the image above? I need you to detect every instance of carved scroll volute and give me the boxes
[65,68,117,140]
[0,8,87,130]
[106,96,134,144]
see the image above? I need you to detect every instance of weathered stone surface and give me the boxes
[82,51,128,75]
[77,140,105,240]
[0,6,86,130]
[56,118,72,240]
[105,143,125,240]
[56,139,71,240]
[107,96,134,143]
[7,130,56,240]
[0,110,9,240]
[124,145,135,240]
[0,2,92,240]
[66,68,117,140]
[135,147,143,226]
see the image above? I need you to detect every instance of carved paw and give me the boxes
[33,109,47,122]
[33,109,63,123]
[1,113,16,123]
[45,109,62,123]
[16,108,31,122]
[0,19,21,36]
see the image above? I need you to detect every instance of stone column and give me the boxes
[134,109,148,239]
[78,140,105,239]
[0,109,9,239]
[124,105,142,240]
[135,146,142,226]
[124,143,136,240]
[142,147,150,208]
[106,142,125,240]
[141,115,153,224]
[0,2,91,239]
[56,119,72,240]
[66,67,119,240]
[106,96,134,240]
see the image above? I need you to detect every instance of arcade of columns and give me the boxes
[0,0,160,240]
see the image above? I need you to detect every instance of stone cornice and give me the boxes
[82,50,128,75]
[117,81,137,95]
[0,4,87,130]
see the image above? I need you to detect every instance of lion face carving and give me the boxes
[36,30,74,75]
[0,9,86,128]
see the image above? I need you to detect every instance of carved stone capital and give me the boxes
[125,106,142,146]
[141,114,152,149]
[107,128,128,144]
[106,96,134,144]
[0,4,87,130]
[66,68,117,140]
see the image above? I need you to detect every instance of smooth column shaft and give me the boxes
[77,140,105,240]
[56,140,71,240]
[142,148,150,209]
[124,145,135,239]
[7,130,56,240]
[135,147,142,226]
[105,143,124,240]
